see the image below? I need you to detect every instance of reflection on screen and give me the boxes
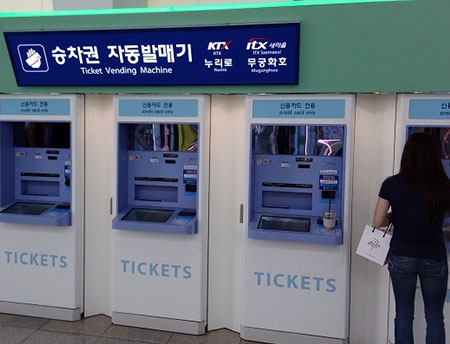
[408,127,450,160]
[258,216,310,232]
[252,125,344,156]
[122,208,173,223]
[127,123,198,152]
[2,202,53,215]
[13,122,70,148]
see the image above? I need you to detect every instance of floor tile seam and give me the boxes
[0,323,43,330]
[0,323,40,331]
[0,319,50,330]
[94,336,148,344]
[38,319,51,330]
[164,332,174,344]
[100,334,172,344]
[17,327,39,344]
[37,326,96,335]
[97,322,113,337]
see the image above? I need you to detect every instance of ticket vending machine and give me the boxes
[0,95,84,320]
[241,95,354,344]
[388,94,450,344]
[111,95,209,334]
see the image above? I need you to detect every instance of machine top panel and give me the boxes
[0,98,71,116]
[119,99,198,118]
[409,99,450,120]
[252,99,346,119]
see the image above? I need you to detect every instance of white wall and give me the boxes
[349,94,396,344]
[53,0,147,10]
[0,0,51,12]
[148,0,291,7]
[84,95,114,316]
[208,95,246,331]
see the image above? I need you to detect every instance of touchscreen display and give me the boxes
[1,202,53,215]
[252,125,344,156]
[122,208,173,223]
[258,216,310,232]
[407,127,450,160]
[14,122,70,148]
[126,123,198,152]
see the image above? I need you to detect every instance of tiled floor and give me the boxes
[0,314,261,344]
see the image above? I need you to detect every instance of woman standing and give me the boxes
[374,132,450,344]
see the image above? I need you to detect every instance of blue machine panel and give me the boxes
[113,122,199,234]
[0,121,72,226]
[249,125,346,244]
[407,126,450,251]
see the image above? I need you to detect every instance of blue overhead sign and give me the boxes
[4,23,300,87]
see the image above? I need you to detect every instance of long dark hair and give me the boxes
[400,132,450,220]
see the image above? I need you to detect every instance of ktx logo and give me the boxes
[246,37,271,50]
[207,40,233,51]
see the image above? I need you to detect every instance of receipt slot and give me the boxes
[112,96,209,334]
[388,94,450,344]
[0,95,84,320]
[241,95,354,344]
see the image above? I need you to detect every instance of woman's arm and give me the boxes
[373,197,391,228]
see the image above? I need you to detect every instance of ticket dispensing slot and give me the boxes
[248,125,345,245]
[113,123,198,234]
[0,122,71,226]
[407,126,450,251]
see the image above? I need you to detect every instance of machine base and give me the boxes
[240,326,348,344]
[0,301,81,321]
[112,311,206,335]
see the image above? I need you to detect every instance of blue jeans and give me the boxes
[388,254,448,344]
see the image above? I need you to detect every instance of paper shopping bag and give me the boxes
[356,224,393,266]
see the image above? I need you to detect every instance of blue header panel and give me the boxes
[4,23,300,87]
[409,99,450,120]
[0,99,70,116]
[119,99,198,118]
[252,99,346,119]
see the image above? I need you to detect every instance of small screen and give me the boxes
[252,125,344,156]
[122,208,173,223]
[1,202,53,215]
[14,122,70,148]
[258,216,310,232]
[126,123,198,152]
[407,127,450,160]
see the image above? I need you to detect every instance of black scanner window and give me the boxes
[122,208,173,223]
[258,216,310,232]
[2,202,53,216]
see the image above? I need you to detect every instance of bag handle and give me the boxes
[371,223,393,237]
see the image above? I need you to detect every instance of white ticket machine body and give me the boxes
[0,95,84,320]
[241,95,354,344]
[388,94,450,344]
[111,95,210,334]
